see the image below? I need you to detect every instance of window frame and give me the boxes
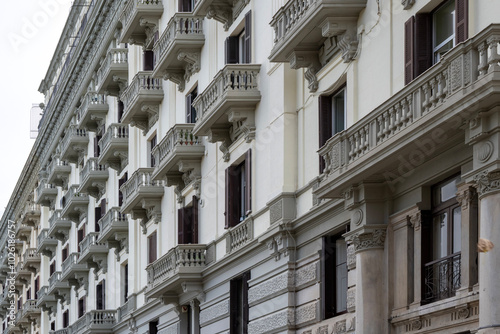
[230,271,250,334]
[225,150,252,229]
[148,231,158,264]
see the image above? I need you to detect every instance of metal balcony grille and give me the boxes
[423,253,461,303]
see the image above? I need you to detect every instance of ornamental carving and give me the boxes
[411,319,422,330]
[295,302,318,326]
[456,186,477,210]
[199,299,229,326]
[347,244,356,270]
[248,272,289,304]
[295,263,317,287]
[351,229,386,252]
[410,211,421,231]
[270,200,283,224]
[334,320,346,333]
[248,308,291,333]
[477,140,494,162]
[317,324,329,334]
[473,170,500,196]
[450,57,463,91]
[457,307,470,319]
[401,0,415,10]
[347,288,356,312]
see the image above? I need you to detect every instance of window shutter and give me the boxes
[318,95,332,172]
[178,207,185,244]
[118,100,124,123]
[149,232,157,263]
[96,283,103,310]
[321,236,336,319]
[143,50,154,71]
[102,279,106,310]
[94,136,100,157]
[100,198,106,215]
[225,37,239,64]
[94,207,101,232]
[242,271,251,334]
[225,166,240,228]
[35,277,39,298]
[244,11,252,63]
[225,168,230,229]
[192,196,199,244]
[404,16,415,85]
[455,0,468,43]
[245,150,252,215]
[186,93,192,123]
[414,13,432,77]
[178,0,192,12]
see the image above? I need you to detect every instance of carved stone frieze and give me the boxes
[295,263,317,288]
[473,170,500,197]
[334,319,346,333]
[248,271,290,304]
[347,244,356,270]
[199,300,229,326]
[347,288,356,312]
[295,301,318,326]
[456,185,477,210]
[248,308,293,334]
[350,228,386,253]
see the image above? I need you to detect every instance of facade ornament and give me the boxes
[321,19,359,63]
[456,186,477,210]
[410,319,422,330]
[401,0,415,10]
[207,129,232,162]
[476,140,494,162]
[112,76,128,94]
[139,18,158,48]
[163,70,185,92]
[409,211,421,231]
[228,109,256,144]
[334,319,347,333]
[457,306,470,319]
[473,170,500,197]
[288,51,321,93]
[350,228,386,253]
[178,51,201,78]
[206,5,232,31]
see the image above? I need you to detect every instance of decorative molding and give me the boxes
[350,229,386,253]
[456,185,477,210]
[352,209,363,226]
[473,170,500,197]
[207,129,231,162]
[295,301,319,326]
[162,70,185,92]
[248,308,293,334]
[158,322,179,334]
[401,0,415,9]
[206,5,232,31]
[409,211,421,231]
[476,140,494,162]
[288,51,321,93]
[295,262,318,288]
[321,19,359,63]
[334,319,347,333]
[347,244,356,270]
[347,288,356,313]
[248,271,289,305]
[199,299,229,326]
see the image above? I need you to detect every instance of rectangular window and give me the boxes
[230,272,250,334]
[118,172,128,207]
[63,310,69,328]
[321,234,348,319]
[34,277,39,299]
[143,50,155,71]
[186,86,198,123]
[49,261,56,276]
[318,86,346,172]
[404,0,468,84]
[94,135,102,157]
[178,196,199,244]
[96,280,105,310]
[148,232,157,264]
[225,150,252,228]
[423,175,462,303]
[77,226,85,253]
[62,245,68,262]
[149,320,159,334]
[117,100,124,123]
[78,297,86,318]
[178,0,193,12]
[26,288,31,301]
[51,322,55,331]
[149,135,157,168]
[225,11,252,64]
[122,263,129,303]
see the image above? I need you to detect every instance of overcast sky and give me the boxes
[0,1,72,218]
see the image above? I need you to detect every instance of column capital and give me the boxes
[456,183,478,209]
[345,225,387,253]
[473,170,500,198]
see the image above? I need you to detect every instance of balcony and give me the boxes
[423,253,461,304]
[117,294,137,321]
[77,92,109,131]
[61,253,88,288]
[193,0,246,30]
[47,155,71,188]
[61,185,89,223]
[20,202,41,227]
[120,0,164,47]
[37,229,57,258]
[48,210,72,242]
[98,207,128,254]
[60,125,89,163]
[152,14,204,92]
[120,71,163,133]
[315,24,500,199]
[19,300,41,324]
[79,157,109,198]
[35,179,58,207]
[98,123,129,173]
[15,224,31,242]
[47,271,71,304]
[22,248,40,273]
[145,244,207,298]
[193,64,260,160]
[36,286,57,313]
[226,217,253,253]
[269,0,367,91]
[96,48,129,96]
[78,232,109,273]
[15,261,31,285]
[152,124,204,188]
[120,168,164,231]
[68,310,118,334]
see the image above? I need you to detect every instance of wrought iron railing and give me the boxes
[423,253,461,303]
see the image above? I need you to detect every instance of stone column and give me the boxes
[190,299,201,334]
[474,171,500,333]
[456,184,479,296]
[347,225,388,334]
[409,210,422,308]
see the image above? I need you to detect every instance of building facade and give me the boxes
[1,0,500,333]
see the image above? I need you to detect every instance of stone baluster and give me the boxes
[487,36,500,73]
[477,42,489,77]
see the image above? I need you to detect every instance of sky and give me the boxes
[0,0,72,218]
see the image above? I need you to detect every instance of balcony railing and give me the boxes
[61,252,87,283]
[76,92,109,131]
[37,228,57,258]
[35,179,57,207]
[20,202,41,226]
[316,24,500,198]
[146,244,206,297]
[78,232,108,266]
[79,157,108,198]
[96,48,128,95]
[117,294,136,321]
[193,64,261,137]
[98,123,129,172]
[120,168,164,214]
[98,207,128,243]
[120,0,163,46]
[15,223,31,242]
[152,124,204,182]
[48,209,72,242]
[47,156,71,187]
[226,218,253,253]
[23,248,40,273]
[21,299,40,318]
[120,71,163,132]
[61,185,89,222]
[423,253,461,303]
[60,125,89,163]
[152,14,204,91]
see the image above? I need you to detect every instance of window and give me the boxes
[149,135,157,167]
[318,86,346,172]
[51,322,55,331]
[186,86,198,123]
[178,0,193,12]
[148,232,157,264]
[78,297,85,318]
[404,0,468,84]
[49,261,56,276]
[62,245,68,262]
[225,11,252,64]
[96,280,105,310]
[34,277,39,299]
[95,199,106,232]
[77,226,85,253]
[321,234,348,319]
[94,134,102,157]
[117,100,124,123]
[118,173,128,207]
[422,175,462,303]
[225,150,252,228]
[178,196,199,244]
[230,272,250,334]
[149,320,159,334]
[122,264,128,303]
[26,288,31,301]
[143,50,155,71]
[63,310,69,328]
